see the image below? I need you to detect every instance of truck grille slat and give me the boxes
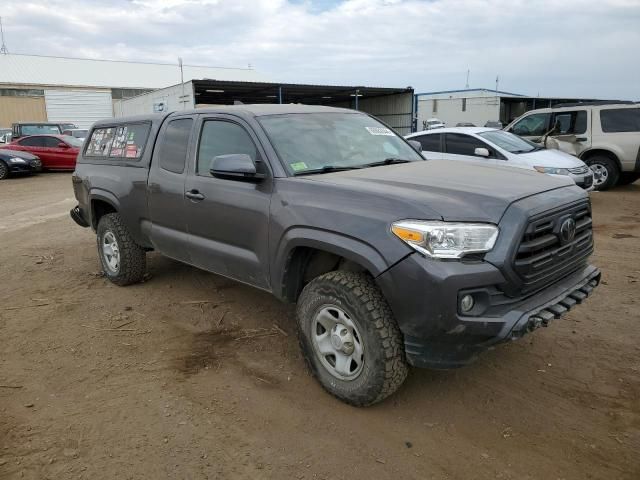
[513,200,593,295]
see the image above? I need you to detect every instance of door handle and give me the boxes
[575,137,588,142]
[185,190,205,201]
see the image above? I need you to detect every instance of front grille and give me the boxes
[513,201,593,295]
[568,165,589,175]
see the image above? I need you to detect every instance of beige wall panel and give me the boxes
[0,96,47,128]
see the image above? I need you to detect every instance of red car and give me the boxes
[4,134,83,170]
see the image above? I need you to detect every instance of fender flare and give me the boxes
[88,188,120,228]
[271,226,391,300]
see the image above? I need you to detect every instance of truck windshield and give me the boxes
[478,130,538,154]
[21,125,62,135]
[258,113,423,175]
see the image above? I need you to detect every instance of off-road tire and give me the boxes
[0,160,8,180]
[296,271,408,406]
[96,213,146,286]
[617,173,640,186]
[585,155,619,191]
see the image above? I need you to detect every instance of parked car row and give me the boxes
[405,127,595,191]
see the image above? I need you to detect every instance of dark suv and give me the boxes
[70,105,600,406]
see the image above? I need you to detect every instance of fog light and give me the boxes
[460,294,475,313]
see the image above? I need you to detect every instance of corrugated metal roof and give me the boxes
[0,54,270,89]
[416,88,524,97]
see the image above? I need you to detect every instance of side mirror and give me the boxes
[474,147,490,157]
[210,154,265,181]
[57,142,70,148]
[408,140,422,152]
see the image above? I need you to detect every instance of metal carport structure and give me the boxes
[118,80,416,135]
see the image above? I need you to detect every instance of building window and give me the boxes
[462,98,467,112]
[432,99,438,113]
[0,88,44,97]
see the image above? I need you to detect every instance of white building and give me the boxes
[0,53,268,128]
[415,88,605,130]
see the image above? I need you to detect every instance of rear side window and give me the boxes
[158,118,193,174]
[85,123,150,159]
[413,133,441,152]
[445,133,489,156]
[43,137,62,148]
[197,120,258,176]
[600,108,640,133]
[19,137,46,147]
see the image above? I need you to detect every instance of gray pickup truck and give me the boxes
[71,105,600,406]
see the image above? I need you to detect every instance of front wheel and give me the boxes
[585,155,619,191]
[96,213,146,286]
[296,271,408,406]
[0,161,8,180]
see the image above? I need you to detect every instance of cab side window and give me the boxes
[158,118,193,174]
[414,133,441,152]
[512,113,551,137]
[197,120,258,176]
[445,133,491,156]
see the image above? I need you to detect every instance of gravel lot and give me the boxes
[1,173,639,480]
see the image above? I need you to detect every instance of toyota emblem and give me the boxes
[560,218,577,244]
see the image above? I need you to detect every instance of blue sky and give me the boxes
[1,0,639,99]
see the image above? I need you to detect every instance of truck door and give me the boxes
[549,109,591,156]
[147,115,196,264]
[184,114,272,289]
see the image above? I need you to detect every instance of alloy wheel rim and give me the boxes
[590,164,608,186]
[0,163,7,178]
[311,305,365,380]
[101,231,120,273]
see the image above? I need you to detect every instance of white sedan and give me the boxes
[406,127,594,191]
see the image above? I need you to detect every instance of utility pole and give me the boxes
[0,17,9,54]
[465,69,470,89]
[178,57,186,110]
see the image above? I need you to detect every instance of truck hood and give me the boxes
[303,160,576,223]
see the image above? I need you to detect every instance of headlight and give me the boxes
[534,166,569,175]
[391,221,499,259]
[8,157,27,164]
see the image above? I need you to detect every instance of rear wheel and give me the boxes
[584,155,619,191]
[96,213,146,286]
[296,271,408,406]
[617,173,640,186]
[0,161,8,180]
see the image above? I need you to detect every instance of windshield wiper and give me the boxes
[293,165,362,176]
[361,158,412,168]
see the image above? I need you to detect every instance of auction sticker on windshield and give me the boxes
[365,126,394,136]
[290,162,308,172]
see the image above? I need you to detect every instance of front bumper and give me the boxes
[376,254,600,369]
[8,159,42,174]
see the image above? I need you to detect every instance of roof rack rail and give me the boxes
[552,100,636,108]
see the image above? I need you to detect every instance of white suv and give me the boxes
[505,102,640,190]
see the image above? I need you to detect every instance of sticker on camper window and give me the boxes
[365,126,394,136]
[125,145,138,158]
[290,162,308,172]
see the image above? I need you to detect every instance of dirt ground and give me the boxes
[0,173,638,480]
